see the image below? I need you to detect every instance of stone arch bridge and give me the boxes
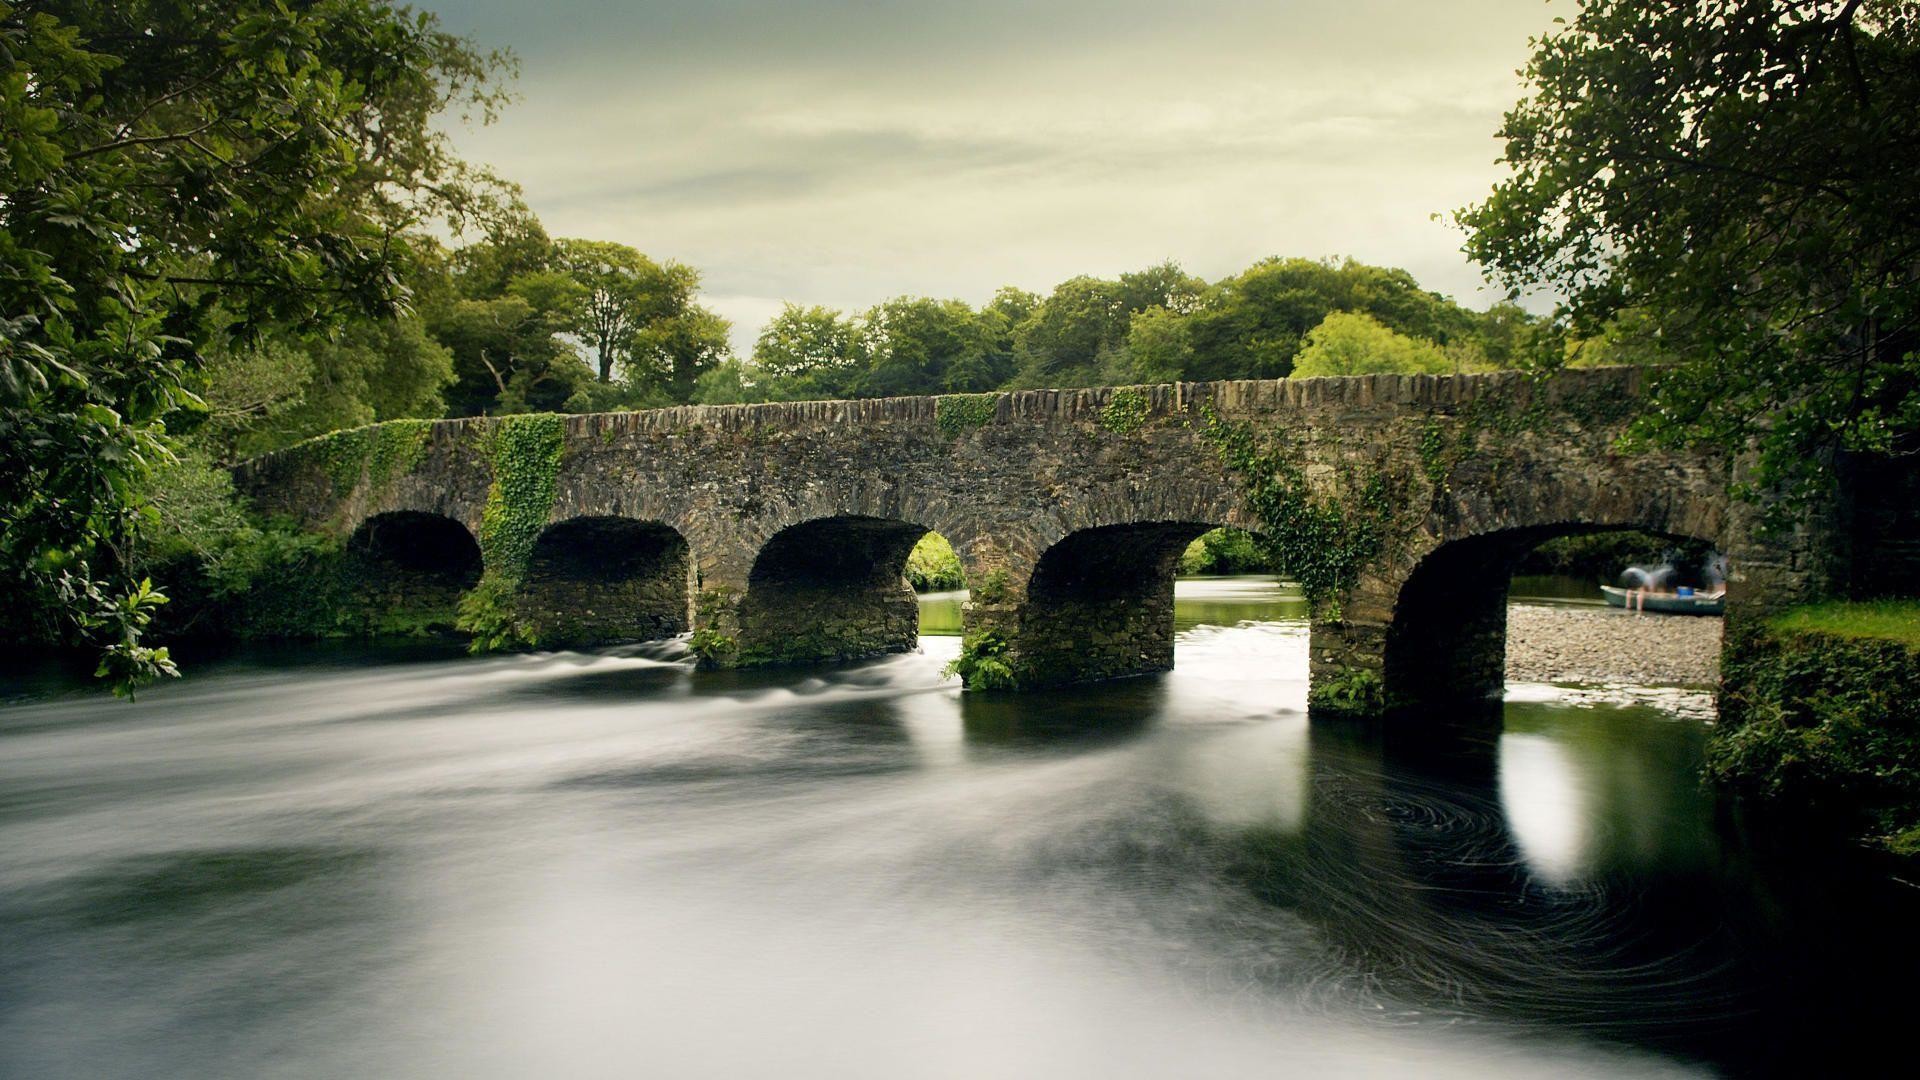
[233,368,1825,713]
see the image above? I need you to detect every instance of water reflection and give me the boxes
[0,585,1914,1078]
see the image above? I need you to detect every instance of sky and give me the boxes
[427,0,1564,352]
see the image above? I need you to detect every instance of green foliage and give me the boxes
[302,420,435,498]
[1291,311,1450,378]
[970,568,1010,605]
[1307,666,1384,716]
[1198,405,1407,620]
[936,394,998,437]
[905,533,965,592]
[455,575,533,654]
[556,239,729,399]
[1767,600,1920,647]
[1711,615,1920,854]
[0,0,513,693]
[687,627,738,665]
[1459,0,1920,513]
[475,414,565,575]
[1099,388,1151,435]
[944,631,1017,690]
[457,413,563,652]
[1179,528,1274,575]
[1513,531,1680,580]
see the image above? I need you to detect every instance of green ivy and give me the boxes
[1197,404,1407,620]
[944,630,1017,690]
[1307,665,1384,715]
[459,413,565,652]
[936,394,998,438]
[303,419,435,498]
[1099,387,1151,435]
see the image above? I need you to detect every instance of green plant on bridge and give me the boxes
[309,420,435,498]
[457,414,566,652]
[1197,404,1408,621]
[1099,388,1151,435]
[944,630,1017,690]
[687,627,739,665]
[936,394,998,438]
[1307,665,1384,716]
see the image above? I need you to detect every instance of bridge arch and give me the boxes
[513,516,693,649]
[733,514,947,665]
[1001,520,1225,687]
[1375,516,1723,712]
[345,511,483,633]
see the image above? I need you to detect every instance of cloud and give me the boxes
[429,0,1561,352]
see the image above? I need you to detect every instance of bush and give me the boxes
[1710,612,1920,856]
[1179,527,1274,575]
[905,533,965,592]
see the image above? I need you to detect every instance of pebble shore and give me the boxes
[1504,603,1723,688]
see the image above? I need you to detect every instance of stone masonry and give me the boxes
[232,369,1831,711]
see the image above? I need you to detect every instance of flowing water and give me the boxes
[1,578,1914,1078]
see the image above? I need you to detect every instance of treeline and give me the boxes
[698,257,1544,406]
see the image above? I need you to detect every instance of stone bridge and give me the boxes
[232,368,1829,713]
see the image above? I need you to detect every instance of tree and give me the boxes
[556,239,709,386]
[0,0,513,691]
[1013,263,1202,387]
[1460,0,1920,506]
[1177,257,1477,382]
[857,297,993,398]
[1292,312,1450,377]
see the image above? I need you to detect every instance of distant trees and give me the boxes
[704,255,1536,405]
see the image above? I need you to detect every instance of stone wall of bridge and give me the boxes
[232,368,1833,713]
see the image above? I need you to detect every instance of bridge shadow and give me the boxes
[959,675,1165,753]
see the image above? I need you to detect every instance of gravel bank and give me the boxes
[1504,603,1723,687]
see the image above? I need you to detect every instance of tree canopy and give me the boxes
[0,0,514,691]
[1460,0,1920,505]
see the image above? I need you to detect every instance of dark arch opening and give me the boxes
[1383,524,1720,711]
[346,512,483,634]
[737,516,931,665]
[1017,521,1215,686]
[517,516,691,648]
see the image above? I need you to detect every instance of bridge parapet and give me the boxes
[232,368,1829,712]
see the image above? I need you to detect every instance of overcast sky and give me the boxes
[428,0,1561,351]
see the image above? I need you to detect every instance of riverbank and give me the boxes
[1504,603,1722,687]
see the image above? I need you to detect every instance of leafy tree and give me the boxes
[857,297,992,398]
[433,273,591,416]
[556,239,720,394]
[1292,312,1450,377]
[631,301,732,404]
[1460,0,1920,505]
[1013,262,1203,387]
[1177,257,1476,382]
[0,0,512,691]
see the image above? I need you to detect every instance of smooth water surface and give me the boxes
[1,579,1912,1078]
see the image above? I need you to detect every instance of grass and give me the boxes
[1768,599,1920,646]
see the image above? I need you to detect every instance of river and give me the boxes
[1,578,1914,1078]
